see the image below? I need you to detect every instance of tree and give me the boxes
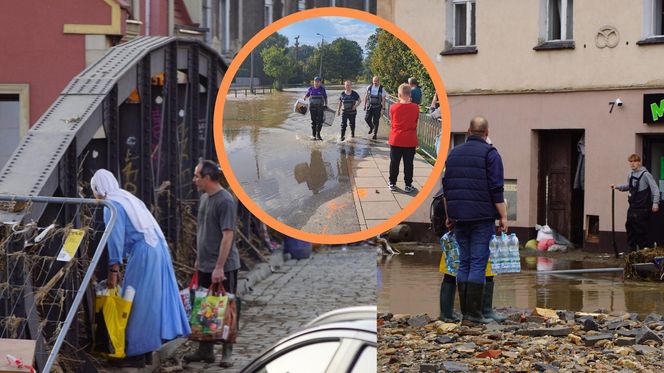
[324,38,364,83]
[366,29,435,109]
[302,38,364,84]
[261,45,297,90]
[237,32,289,84]
[287,44,316,84]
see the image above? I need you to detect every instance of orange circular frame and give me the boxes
[214,7,451,244]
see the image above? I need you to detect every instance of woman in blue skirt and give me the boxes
[91,169,190,368]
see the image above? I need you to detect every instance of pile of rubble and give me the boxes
[378,308,664,372]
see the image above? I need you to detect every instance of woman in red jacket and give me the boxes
[388,83,420,193]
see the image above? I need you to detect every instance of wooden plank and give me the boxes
[23,278,47,373]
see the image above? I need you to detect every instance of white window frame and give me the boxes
[643,0,664,38]
[265,0,274,26]
[0,84,30,143]
[450,0,475,47]
[298,0,306,11]
[543,0,573,41]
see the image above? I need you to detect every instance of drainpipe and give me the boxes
[225,0,230,51]
[146,0,151,35]
[168,0,174,36]
[206,0,212,43]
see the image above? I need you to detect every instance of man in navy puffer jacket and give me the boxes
[443,116,508,324]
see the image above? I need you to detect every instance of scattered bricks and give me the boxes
[380,313,394,321]
[583,318,600,331]
[454,343,477,354]
[615,337,636,346]
[583,333,613,347]
[534,362,560,372]
[636,328,663,345]
[533,308,560,320]
[408,314,431,328]
[576,316,593,325]
[568,334,582,345]
[516,327,573,337]
[632,344,660,355]
[436,322,459,333]
[442,361,469,372]
[643,313,662,323]
[420,363,439,373]
[525,316,548,324]
[617,328,640,338]
[557,311,576,321]
[607,320,629,330]
[435,335,455,344]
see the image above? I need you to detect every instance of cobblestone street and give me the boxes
[178,247,376,372]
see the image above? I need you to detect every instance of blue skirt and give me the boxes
[122,240,191,356]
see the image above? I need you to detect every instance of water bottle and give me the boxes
[500,233,509,273]
[510,233,521,272]
[489,235,500,273]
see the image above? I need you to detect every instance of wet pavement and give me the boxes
[222,88,434,234]
[378,249,664,315]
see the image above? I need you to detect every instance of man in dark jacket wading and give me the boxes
[443,116,508,324]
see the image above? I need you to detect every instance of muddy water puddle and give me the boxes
[378,250,664,315]
[222,89,379,233]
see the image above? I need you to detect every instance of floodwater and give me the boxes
[222,88,382,234]
[378,250,664,315]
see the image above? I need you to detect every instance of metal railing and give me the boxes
[383,95,442,160]
[228,86,273,97]
[0,195,116,373]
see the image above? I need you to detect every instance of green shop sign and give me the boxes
[644,94,664,123]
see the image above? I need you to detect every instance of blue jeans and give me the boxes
[454,220,495,284]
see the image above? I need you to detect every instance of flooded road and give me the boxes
[378,250,664,315]
[222,88,384,234]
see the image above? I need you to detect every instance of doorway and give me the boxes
[642,136,664,246]
[538,130,585,245]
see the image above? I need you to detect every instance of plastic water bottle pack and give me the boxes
[440,232,460,276]
[489,233,522,274]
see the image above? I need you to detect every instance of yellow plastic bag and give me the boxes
[94,287,133,358]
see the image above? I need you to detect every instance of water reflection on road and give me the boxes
[378,250,664,315]
[222,88,377,234]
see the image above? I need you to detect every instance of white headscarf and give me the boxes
[91,169,164,248]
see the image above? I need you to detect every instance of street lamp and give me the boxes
[316,32,325,81]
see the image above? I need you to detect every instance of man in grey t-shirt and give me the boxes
[184,159,239,367]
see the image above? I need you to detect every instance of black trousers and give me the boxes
[389,146,416,186]
[365,105,381,132]
[310,106,324,135]
[626,208,651,251]
[198,269,238,294]
[341,111,356,136]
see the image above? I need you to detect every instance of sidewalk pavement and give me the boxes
[345,116,437,231]
[155,247,375,372]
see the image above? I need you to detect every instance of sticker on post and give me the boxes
[57,229,85,262]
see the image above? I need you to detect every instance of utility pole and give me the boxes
[294,35,300,60]
[316,33,325,81]
[249,51,255,94]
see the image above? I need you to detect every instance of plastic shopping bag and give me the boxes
[439,232,460,276]
[94,283,134,358]
[189,283,230,342]
[179,272,197,319]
